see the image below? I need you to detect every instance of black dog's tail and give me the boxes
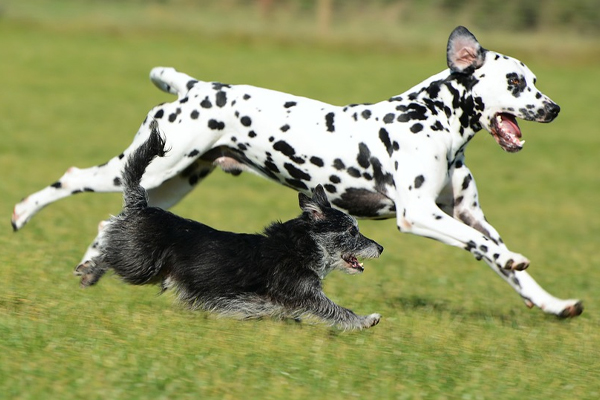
[122,120,167,211]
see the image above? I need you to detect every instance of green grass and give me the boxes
[1,2,600,399]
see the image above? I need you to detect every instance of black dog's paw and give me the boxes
[74,261,96,288]
[363,313,381,329]
[74,261,92,276]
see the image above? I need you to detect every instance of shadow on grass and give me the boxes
[388,295,571,326]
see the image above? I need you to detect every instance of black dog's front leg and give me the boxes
[305,291,380,330]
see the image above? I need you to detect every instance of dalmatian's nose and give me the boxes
[545,102,560,119]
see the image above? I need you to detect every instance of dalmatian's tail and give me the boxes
[121,120,167,212]
[149,66,198,100]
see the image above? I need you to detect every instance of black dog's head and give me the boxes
[299,185,383,278]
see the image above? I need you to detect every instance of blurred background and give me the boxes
[4,0,599,50]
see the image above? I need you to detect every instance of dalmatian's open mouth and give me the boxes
[342,254,364,273]
[490,112,524,153]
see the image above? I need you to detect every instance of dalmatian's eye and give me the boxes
[510,77,520,86]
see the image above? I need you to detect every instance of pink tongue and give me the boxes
[500,113,521,138]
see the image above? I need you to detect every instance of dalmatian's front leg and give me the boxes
[398,201,582,316]
[446,158,529,270]
[434,158,583,317]
[397,169,526,273]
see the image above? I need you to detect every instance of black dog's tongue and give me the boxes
[348,256,364,271]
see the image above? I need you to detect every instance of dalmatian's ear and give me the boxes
[446,26,485,74]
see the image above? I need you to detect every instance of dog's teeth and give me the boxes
[496,115,503,124]
[359,262,364,267]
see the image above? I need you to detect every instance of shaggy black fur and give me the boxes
[75,121,383,329]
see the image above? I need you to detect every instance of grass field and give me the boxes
[1,1,600,399]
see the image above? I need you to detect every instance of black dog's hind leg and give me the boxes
[74,259,109,288]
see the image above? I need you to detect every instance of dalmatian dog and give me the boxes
[12,26,582,317]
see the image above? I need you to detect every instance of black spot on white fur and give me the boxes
[379,128,393,156]
[208,119,225,130]
[240,116,252,127]
[357,143,371,169]
[414,175,425,189]
[310,157,324,167]
[284,163,311,181]
[273,140,304,164]
[201,97,212,108]
[325,112,335,132]
[216,91,227,107]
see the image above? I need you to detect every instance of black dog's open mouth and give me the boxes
[490,112,524,153]
[342,255,364,273]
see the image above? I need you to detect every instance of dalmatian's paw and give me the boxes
[12,199,32,231]
[557,301,584,318]
[500,252,530,271]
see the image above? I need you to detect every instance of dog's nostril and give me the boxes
[547,103,560,116]
[377,244,384,254]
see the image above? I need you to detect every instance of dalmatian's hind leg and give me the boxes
[12,155,128,231]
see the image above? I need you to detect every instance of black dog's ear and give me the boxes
[299,185,330,221]
[447,26,485,74]
[311,184,331,209]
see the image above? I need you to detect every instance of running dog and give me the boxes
[75,122,384,330]
[13,26,582,317]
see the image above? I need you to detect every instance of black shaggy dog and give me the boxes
[75,121,384,330]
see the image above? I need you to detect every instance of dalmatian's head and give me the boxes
[447,26,560,152]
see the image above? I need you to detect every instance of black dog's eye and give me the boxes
[348,226,359,237]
